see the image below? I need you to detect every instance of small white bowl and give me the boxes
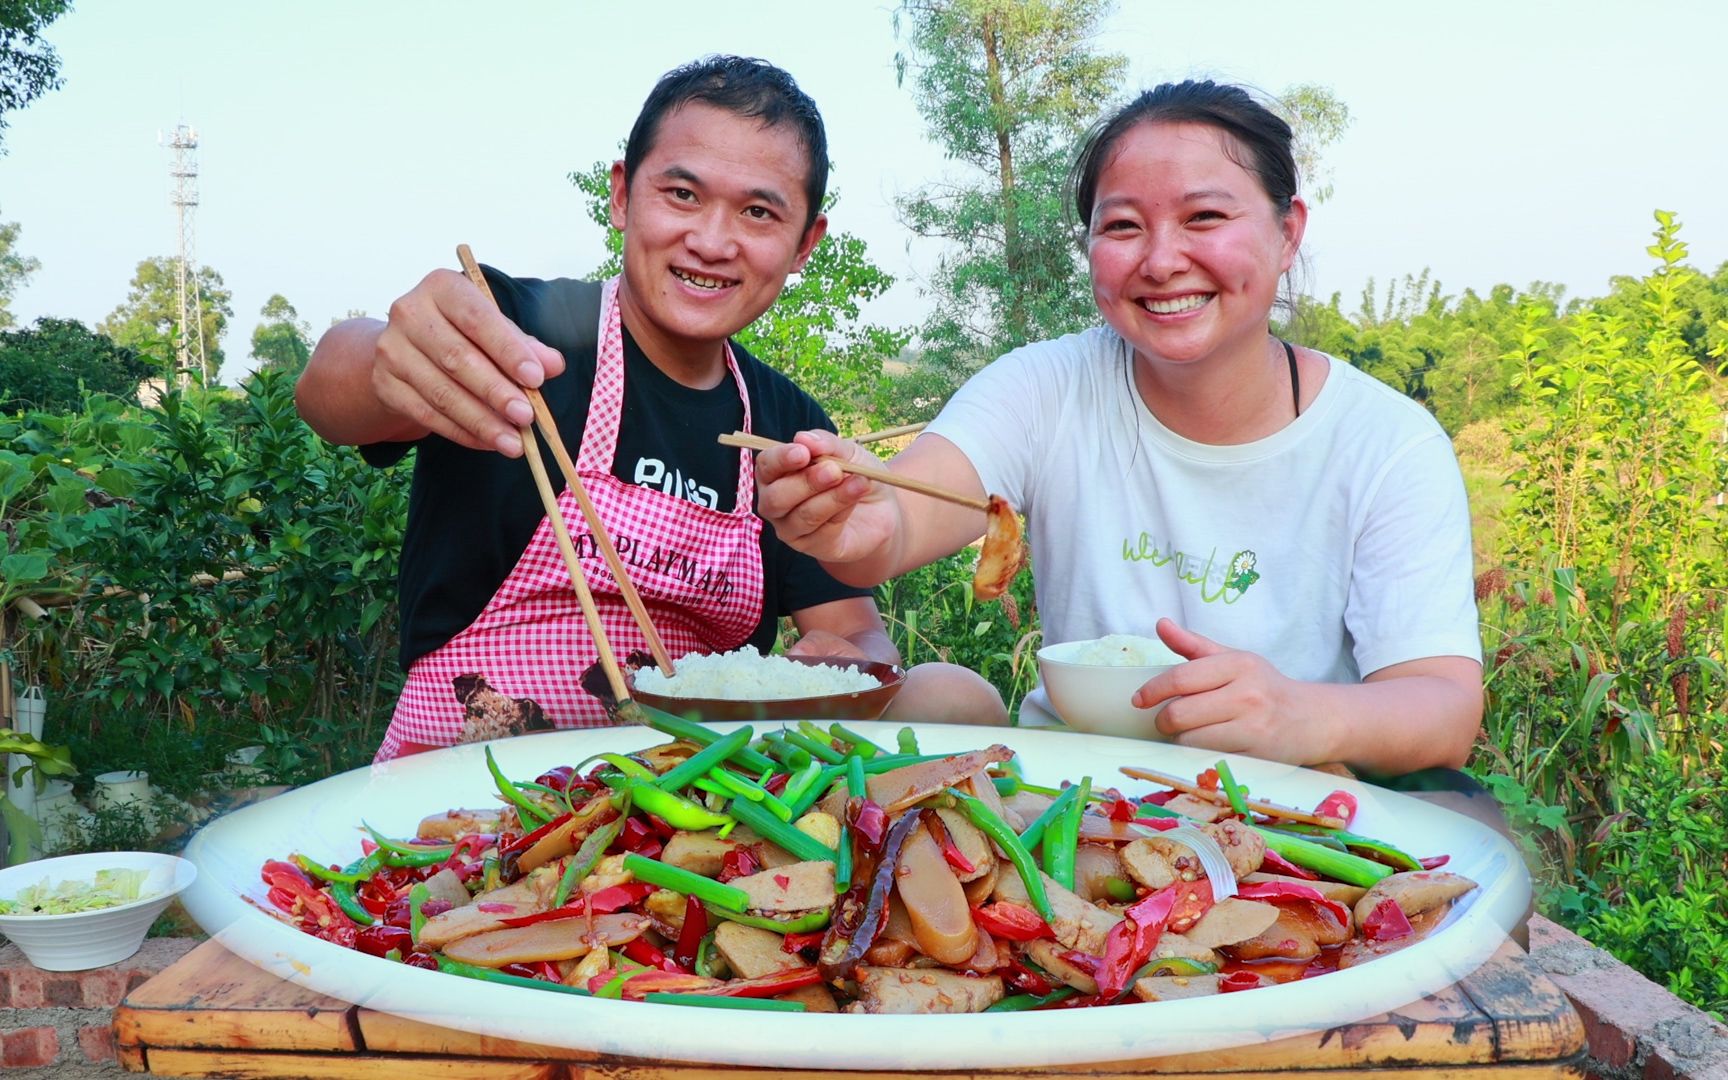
[0,851,196,970]
[1037,635,1184,738]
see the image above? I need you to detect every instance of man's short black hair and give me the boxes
[624,56,828,231]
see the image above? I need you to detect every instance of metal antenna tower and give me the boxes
[164,123,208,384]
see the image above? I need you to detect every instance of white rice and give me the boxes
[1070,633,1177,667]
[633,647,881,700]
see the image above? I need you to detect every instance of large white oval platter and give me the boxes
[182,721,1529,1070]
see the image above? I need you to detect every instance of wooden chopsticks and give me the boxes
[718,430,990,513]
[455,245,674,686]
[1119,765,1348,829]
[851,421,927,444]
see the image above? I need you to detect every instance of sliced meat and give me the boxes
[1133,974,1222,1001]
[1184,898,1279,950]
[1201,819,1265,879]
[1241,872,1367,906]
[894,821,977,965]
[1163,794,1228,822]
[933,807,994,882]
[1071,843,1126,904]
[712,921,803,979]
[867,746,1014,815]
[1352,871,1478,926]
[853,966,1004,1014]
[730,860,836,913]
[440,912,648,967]
[418,866,558,949]
[416,808,504,841]
[991,867,1120,955]
[660,829,741,878]
[1025,938,1097,995]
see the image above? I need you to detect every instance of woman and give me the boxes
[756,81,1482,776]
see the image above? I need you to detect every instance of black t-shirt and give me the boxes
[363,269,869,671]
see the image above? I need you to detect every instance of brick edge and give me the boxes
[1527,914,1728,1080]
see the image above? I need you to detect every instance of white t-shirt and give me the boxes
[928,328,1481,724]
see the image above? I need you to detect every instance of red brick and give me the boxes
[73,968,128,1007]
[0,967,41,1009]
[0,1026,59,1068]
[77,1025,115,1064]
[1569,995,1638,1068]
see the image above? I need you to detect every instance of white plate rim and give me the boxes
[182,722,1529,1070]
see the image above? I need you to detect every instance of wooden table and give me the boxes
[114,939,1587,1079]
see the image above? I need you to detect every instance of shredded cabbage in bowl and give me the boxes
[0,867,155,915]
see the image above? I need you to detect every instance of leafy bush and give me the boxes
[6,370,405,795]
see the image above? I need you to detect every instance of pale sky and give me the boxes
[2,0,1724,386]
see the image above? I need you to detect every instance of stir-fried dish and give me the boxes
[258,716,1476,1014]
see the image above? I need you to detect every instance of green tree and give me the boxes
[0,0,68,154]
[568,162,910,426]
[0,211,39,329]
[249,293,312,377]
[98,256,233,383]
[0,317,154,412]
[894,0,1126,382]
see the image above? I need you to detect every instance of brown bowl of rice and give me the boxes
[627,648,905,722]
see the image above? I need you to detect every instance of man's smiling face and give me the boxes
[610,101,826,377]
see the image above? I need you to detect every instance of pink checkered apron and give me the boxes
[377,277,766,761]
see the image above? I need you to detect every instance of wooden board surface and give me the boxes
[115,940,1587,1079]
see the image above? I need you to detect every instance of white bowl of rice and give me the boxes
[1036,633,1184,739]
[628,648,904,722]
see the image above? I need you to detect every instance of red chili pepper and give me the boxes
[1093,883,1179,1000]
[1312,789,1358,827]
[501,812,573,858]
[402,950,438,970]
[1104,798,1137,822]
[781,930,825,954]
[1218,969,1266,993]
[1361,897,1415,942]
[1002,959,1055,996]
[360,838,379,857]
[1419,854,1451,870]
[535,765,578,792]
[440,832,494,871]
[621,936,684,973]
[354,923,413,958]
[697,966,823,999]
[719,846,761,882]
[1196,768,1220,792]
[970,902,1055,942]
[260,860,353,932]
[1166,877,1214,931]
[921,809,976,875]
[497,899,587,928]
[674,894,708,969]
[499,962,547,981]
[619,817,657,853]
[1139,790,1177,807]
[420,898,454,919]
[1133,816,1180,831]
[1260,849,1320,880]
[644,813,678,841]
[1234,881,1353,928]
[850,798,887,848]
[1045,991,1108,1009]
[587,881,656,914]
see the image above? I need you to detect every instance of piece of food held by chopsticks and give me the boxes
[718,431,1026,601]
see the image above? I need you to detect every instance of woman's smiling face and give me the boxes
[1086,120,1305,369]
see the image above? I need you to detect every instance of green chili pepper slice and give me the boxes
[948,787,1053,922]
[628,781,735,832]
[643,992,807,1012]
[362,823,456,860]
[693,930,721,977]
[896,726,920,754]
[986,987,1078,1012]
[1017,783,1080,851]
[554,812,626,908]
[408,882,431,945]
[485,746,549,830]
[1046,775,1089,890]
[1254,826,1394,887]
[703,903,831,934]
[1129,956,1218,980]
[435,954,592,995]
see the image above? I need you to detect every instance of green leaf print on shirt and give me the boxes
[1121,535,1261,603]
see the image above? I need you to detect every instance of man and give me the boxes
[296,56,1005,759]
